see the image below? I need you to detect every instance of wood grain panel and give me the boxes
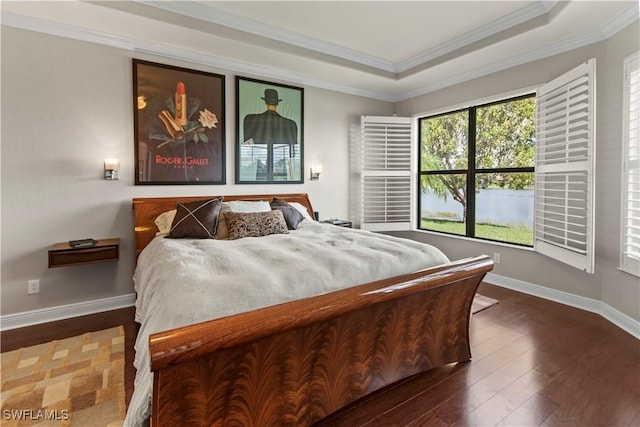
[13,283,639,426]
[150,256,492,426]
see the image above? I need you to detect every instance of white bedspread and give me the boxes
[125,221,449,426]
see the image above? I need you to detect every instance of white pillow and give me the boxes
[225,200,271,213]
[154,209,177,236]
[289,202,315,222]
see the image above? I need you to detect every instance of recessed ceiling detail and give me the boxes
[2,1,638,101]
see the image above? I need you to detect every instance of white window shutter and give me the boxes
[360,116,413,231]
[621,52,640,277]
[535,59,596,273]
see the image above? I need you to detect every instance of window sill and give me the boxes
[411,228,535,252]
[618,266,640,278]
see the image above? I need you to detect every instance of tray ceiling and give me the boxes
[2,1,638,101]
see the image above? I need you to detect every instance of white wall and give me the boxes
[0,26,393,315]
[393,21,640,321]
[2,18,637,325]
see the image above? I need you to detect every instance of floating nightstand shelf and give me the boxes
[48,238,120,268]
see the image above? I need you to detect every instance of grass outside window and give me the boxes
[420,218,534,246]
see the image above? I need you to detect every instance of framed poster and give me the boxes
[133,59,225,185]
[236,77,304,183]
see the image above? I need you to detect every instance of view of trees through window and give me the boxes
[419,94,536,246]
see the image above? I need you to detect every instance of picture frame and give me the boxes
[133,59,225,185]
[236,77,304,183]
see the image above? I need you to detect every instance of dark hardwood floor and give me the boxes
[2,283,638,426]
[318,283,640,426]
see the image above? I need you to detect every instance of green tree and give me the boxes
[421,97,536,222]
[421,110,469,220]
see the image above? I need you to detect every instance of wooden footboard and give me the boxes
[149,255,493,426]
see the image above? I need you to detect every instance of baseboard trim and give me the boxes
[2,275,638,339]
[0,293,136,331]
[485,272,640,339]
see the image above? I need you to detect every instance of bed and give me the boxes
[128,193,493,427]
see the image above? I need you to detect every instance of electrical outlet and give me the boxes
[493,253,501,264]
[27,279,40,294]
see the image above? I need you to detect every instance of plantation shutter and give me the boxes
[360,116,413,231]
[621,52,640,277]
[535,59,596,273]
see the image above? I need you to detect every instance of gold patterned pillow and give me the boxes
[225,210,289,240]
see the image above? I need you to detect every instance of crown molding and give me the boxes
[397,1,556,72]
[2,3,637,103]
[394,15,637,102]
[137,1,559,76]
[1,10,135,51]
[600,1,640,38]
[135,0,396,73]
[133,44,397,102]
[1,11,396,102]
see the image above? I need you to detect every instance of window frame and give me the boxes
[360,115,413,232]
[417,93,536,247]
[534,58,596,274]
[620,51,640,277]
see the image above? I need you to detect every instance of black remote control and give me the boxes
[69,239,97,248]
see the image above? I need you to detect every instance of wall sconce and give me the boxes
[104,157,119,180]
[310,164,322,181]
[137,95,147,109]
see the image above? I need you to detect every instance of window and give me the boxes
[621,52,640,277]
[535,59,595,273]
[418,94,536,246]
[362,60,595,272]
[416,60,595,272]
[360,116,413,231]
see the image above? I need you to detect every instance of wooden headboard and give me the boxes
[132,193,315,259]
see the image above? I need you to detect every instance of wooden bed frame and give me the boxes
[132,193,493,426]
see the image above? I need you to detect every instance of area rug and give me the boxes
[472,294,499,314]
[0,325,125,427]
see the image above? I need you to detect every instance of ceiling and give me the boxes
[2,1,638,101]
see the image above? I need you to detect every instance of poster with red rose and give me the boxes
[133,60,225,184]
